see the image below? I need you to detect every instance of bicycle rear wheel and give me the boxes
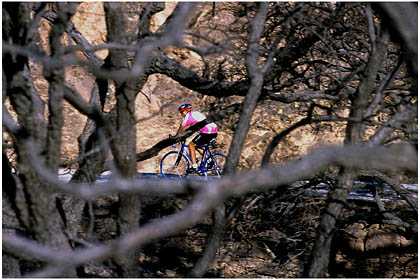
[160,151,189,179]
[204,152,227,178]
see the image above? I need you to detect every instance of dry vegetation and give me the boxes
[3,2,417,278]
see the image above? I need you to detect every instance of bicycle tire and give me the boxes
[160,151,190,179]
[204,152,227,178]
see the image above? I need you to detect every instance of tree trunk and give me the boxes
[2,153,22,277]
[104,3,143,276]
[306,20,390,277]
[62,83,109,240]
[3,3,79,277]
[190,4,269,277]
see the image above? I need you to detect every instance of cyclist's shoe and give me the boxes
[187,166,199,174]
[207,158,215,169]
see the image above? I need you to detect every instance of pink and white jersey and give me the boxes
[182,111,218,134]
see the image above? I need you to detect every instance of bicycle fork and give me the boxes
[174,151,185,167]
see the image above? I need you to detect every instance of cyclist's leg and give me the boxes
[205,135,217,168]
[196,146,204,156]
[193,134,216,149]
[189,134,203,168]
[194,133,217,145]
[195,133,218,168]
[191,133,212,170]
[206,153,226,177]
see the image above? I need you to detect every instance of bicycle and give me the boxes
[160,137,227,180]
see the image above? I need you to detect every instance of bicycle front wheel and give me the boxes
[160,151,190,179]
[205,152,227,178]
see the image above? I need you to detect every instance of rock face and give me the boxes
[365,228,414,251]
[344,223,415,252]
[331,212,417,278]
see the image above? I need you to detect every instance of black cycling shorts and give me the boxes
[192,133,217,146]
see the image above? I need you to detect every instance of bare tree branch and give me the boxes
[3,2,417,277]
[2,140,416,277]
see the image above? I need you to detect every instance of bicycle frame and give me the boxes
[161,137,226,180]
[173,141,213,173]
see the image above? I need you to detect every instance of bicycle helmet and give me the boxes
[178,103,192,112]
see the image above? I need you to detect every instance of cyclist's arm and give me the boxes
[175,123,185,136]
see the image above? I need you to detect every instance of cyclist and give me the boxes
[173,103,218,173]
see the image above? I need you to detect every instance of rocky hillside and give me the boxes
[29,2,349,175]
